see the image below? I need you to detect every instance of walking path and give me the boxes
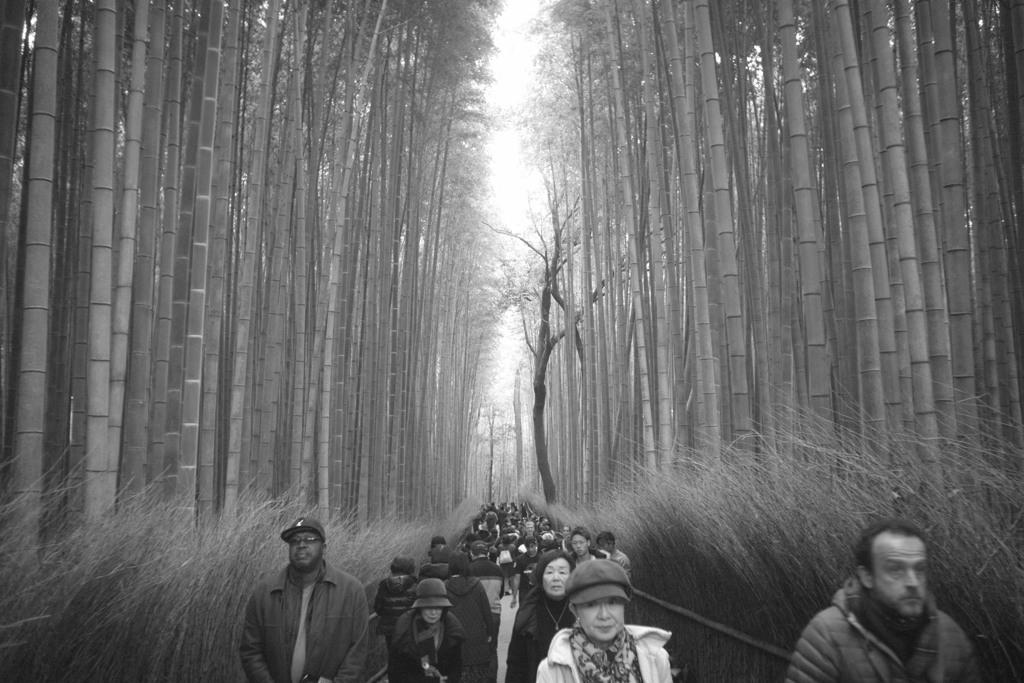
[497,591,519,681]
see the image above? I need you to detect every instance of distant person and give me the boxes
[373,555,419,651]
[535,559,672,682]
[482,510,500,537]
[466,540,504,682]
[538,530,559,553]
[509,536,541,609]
[240,516,368,683]
[505,550,576,683]
[445,552,495,683]
[497,533,518,593]
[421,535,452,580]
[388,578,466,682]
[595,531,632,578]
[557,525,572,554]
[785,518,981,683]
[567,526,607,567]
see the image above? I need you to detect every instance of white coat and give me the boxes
[535,624,673,683]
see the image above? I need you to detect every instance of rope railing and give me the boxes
[632,588,793,662]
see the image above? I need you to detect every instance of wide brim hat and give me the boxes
[412,577,452,609]
[564,559,632,605]
[280,516,325,542]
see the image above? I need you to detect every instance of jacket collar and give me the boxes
[269,561,338,592]
[832,577,939,677]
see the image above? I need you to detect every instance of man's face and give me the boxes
[524,522,535,534]
[287,533,325,573]
[857,531,928,618]
[570,534,590,557]
[597,539,614,554]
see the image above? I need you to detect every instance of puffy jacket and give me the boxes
[239,562,368,683]
[786,579,981,683]
[373,573,417,637]
[387,610,466,683]
[535,625,673,683]
[445,575,495,666]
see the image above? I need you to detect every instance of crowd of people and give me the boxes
[374,501,642,682]
[238,506,982,683]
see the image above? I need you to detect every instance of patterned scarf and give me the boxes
[568,624,643,683]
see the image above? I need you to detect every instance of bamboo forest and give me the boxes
[3,0,1024,680]
[1,0,1023,532]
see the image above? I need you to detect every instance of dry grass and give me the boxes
[0,492,478,681]
[527,427,1024,680]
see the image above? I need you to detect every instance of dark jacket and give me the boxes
[466,556,504,615]
[786,578,981,683]
[373,573,418,637]
[420,546,452,580]
[445,575,495,666]
[388,610,466,683]
[505,589,575,683]
[239,562,368,683]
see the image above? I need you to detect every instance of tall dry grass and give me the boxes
[0,491,479,681]
[528,428,1024,681]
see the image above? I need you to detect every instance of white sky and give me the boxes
[483,0,544,407]
[486,0,543,236]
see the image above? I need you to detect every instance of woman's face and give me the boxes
[542,558,572,598]
[570,533,590,557]
[571,596,627,648]
[420,607,443,624]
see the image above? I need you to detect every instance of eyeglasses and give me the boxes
[287,536,322,546]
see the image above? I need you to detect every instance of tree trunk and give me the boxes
[84,0,117,519]
[12,0,57,545]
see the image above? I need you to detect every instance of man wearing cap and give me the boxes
[536,559,673,683]
[466,539,504,682]
[240,516,368,683]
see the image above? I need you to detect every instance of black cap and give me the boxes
[281,516,325,542]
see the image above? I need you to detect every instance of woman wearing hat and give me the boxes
[388,578,466,682]
[535,559,672,683]
[505,550,577,683]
